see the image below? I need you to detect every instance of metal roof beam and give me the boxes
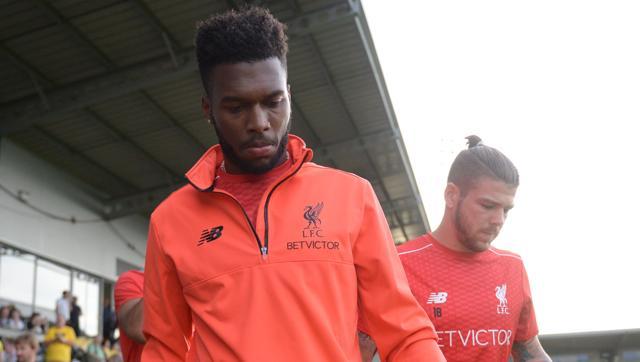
[102,184,180,219]
[0,49,196,134]
[291,99,339,169]
[138,91,207,152]
[130,0,181,49]
[129,0,181,68]
[81,109,182,184]
[386,212,422,229]
[27,126,139,194]
[0,1,131,43]
[303,24,410,241]
[102,164,412,220]
[0,43,53,86]
[380,196,420,213]
[31,0,114,70]
[102,128,400,218]
[0,43,52,108]
[0,1,354,135]
[286,1,358,37]
[352,6,431,232]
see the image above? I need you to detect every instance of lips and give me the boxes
[244,141,276,158]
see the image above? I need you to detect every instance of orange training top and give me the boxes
[142,135,443,361]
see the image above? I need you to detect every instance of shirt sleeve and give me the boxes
[115,271,144,312]
[353,181,444,361]
[514,261,539,342]
[141,217,193,362]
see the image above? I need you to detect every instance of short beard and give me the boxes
[454,200,471,245]
[212,117,290,174]
[453,198,484,252]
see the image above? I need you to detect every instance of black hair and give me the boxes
[448,135,519,194]
[195,6,288,94]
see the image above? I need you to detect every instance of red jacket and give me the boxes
[142,135,443,361]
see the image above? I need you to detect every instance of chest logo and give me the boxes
[287,202,340,251]
[197,225,224,246]
[302,202,324,238]
[495,283,510,314]
[303,202,324,229]
[427,291,448,304]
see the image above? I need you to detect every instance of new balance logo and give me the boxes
[197,226,224,246]
[427,292,448,304]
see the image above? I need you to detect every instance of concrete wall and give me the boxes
[0,137,147,281]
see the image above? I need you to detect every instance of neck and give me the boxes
[431,212,469,253]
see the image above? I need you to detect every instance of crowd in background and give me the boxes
[0,291,122,362]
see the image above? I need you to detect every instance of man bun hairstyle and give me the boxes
[448,135,519,194]
[195,6,289,94]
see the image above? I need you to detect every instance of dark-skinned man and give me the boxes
[141,7,443,362]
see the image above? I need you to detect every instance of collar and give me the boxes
[185,134,313,192]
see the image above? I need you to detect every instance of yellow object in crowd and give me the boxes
[45,325,76,362]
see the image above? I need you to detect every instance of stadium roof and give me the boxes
[0,0,428,243]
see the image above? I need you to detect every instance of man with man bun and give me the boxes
[401,136,550,361]
[361,136,551,361]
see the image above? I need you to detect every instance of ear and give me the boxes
[201,95,212,124]
[444,182,460,208]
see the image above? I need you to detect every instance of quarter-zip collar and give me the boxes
[185,134,313,192]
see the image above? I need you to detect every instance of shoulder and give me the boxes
[115,270,144,308]
[151,183,195,216]
[487,246,525,265]
[116,270,144,289]
[300,162,370,186]
[397,236,433,257]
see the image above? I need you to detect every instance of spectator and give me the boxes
[26,313,47,335]
[55,291,70,323]
[101,301,116,346]
[2,339,15,362]
[0,306,10,328]
[8,308,24,331]
[44,314,75,362]
[85,336,106,362]
[101,340,118,362]
[68,297,81,337]
[15,333,38,362]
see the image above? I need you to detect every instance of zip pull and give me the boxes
[260,246,268,260]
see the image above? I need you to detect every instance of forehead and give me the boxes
[467,177,517,203]
[210,57,287,100]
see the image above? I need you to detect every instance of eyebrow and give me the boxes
[220,90,286,103]
[479,197,514,210]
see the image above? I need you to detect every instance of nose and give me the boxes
[247,104,270,133]
[490,209,506,227]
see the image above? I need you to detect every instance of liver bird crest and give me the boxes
[495,284,508,307]
[303,202,324,229]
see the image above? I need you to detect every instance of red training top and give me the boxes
[142,136,443,361]
[215,156,292,226]
[114,270,145,362]
[397,234,539,362]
